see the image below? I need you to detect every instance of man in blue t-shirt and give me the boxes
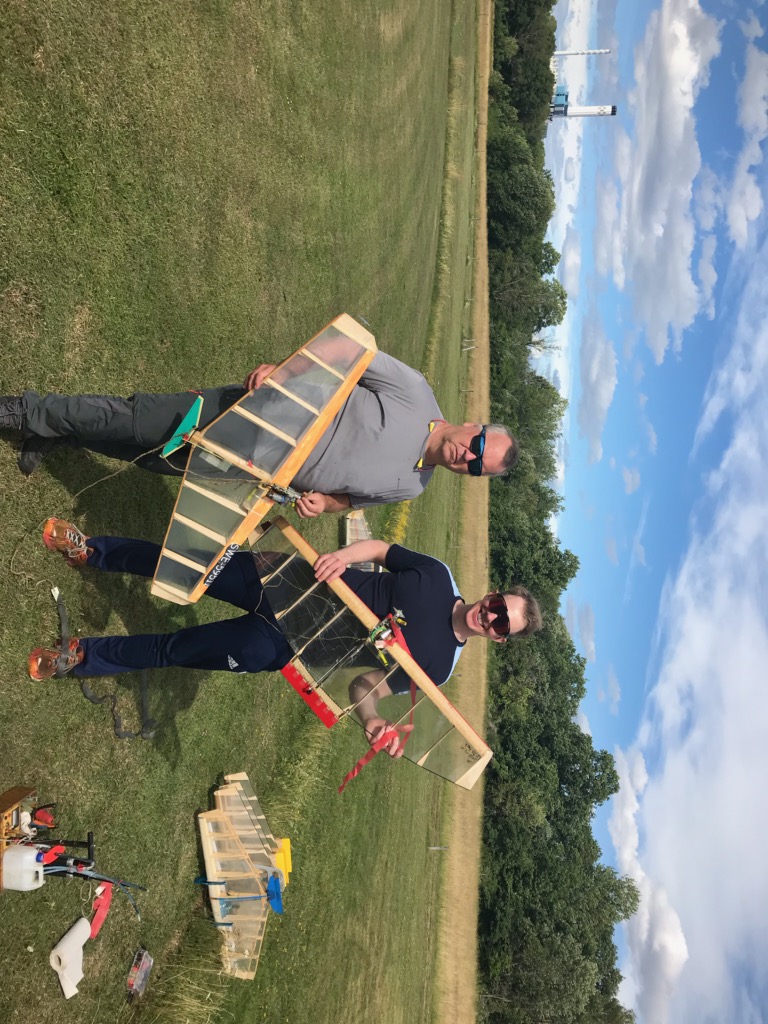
[28,520,542,756]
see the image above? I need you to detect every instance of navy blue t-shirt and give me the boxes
[341,544,464,694]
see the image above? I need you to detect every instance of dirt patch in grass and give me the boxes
[434,1,493,1021]
[0,282,41,343]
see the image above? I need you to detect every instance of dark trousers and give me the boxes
[22,387,244,475]
[72,537,294,678]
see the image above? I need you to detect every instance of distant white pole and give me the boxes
[553,49,610,57]
[564,105,617,117]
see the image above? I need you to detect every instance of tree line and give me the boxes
[480,2,638,1022]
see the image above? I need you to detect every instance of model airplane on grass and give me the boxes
[197,773,292,980]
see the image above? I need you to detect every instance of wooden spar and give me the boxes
[270,516,493,776]
[182,479,247,514]
[172,512,228,545]
[191,437,273,480]
[263,378,320,414]
[231,405,298,446]
[274,580,322,620]
[301,348,345,378]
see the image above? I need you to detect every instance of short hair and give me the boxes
[504,585,543,636]
[486,424,519,475]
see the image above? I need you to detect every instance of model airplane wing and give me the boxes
[198,772,292,980]
[251,518,493,791]
[151,314,377,605]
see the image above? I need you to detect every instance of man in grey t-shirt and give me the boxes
[1,352,518,516]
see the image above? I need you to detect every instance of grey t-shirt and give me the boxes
[291,351,443,507]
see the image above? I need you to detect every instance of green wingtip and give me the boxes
[161,395,204,458]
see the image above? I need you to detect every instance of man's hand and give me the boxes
[296,492,328,519]
[363,718,414,759]
[244,364,277,391]
[313,550,349,583]
[295,492,350,519]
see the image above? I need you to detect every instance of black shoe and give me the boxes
[18,436,67,477]
[0,396,24,431]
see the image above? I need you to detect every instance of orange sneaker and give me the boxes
[42,518,91,566]
[28,639,83,681]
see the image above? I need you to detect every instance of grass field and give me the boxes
[0,2,488,1022]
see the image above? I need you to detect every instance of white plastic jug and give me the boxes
[2,844,45,891]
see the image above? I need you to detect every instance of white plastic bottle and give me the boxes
[2,845,45,890]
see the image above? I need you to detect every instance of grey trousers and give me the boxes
[22,386,244,475]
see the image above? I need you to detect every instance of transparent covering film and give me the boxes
[254,521,491,788]
[267,355,345,414]
[154,554,203,598]
[204,407,294,475]
[198,774,288,980]
[305,326,367,375]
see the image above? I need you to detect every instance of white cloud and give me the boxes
[739,11,764,40]
[695,165,723,231]
[577,313,618,462]
[565,594,578,638]
[624,497,651,605]
[578,601,596,661]
[575,709,592,735]
[564,156,577,182]
[561,224,582,297]
[612,236,768,1022]
[611,750,690,1023]
[595,176,622,281]
[632,537,646,568]
[623,466,641,494]
[697,234,718,318]
[727,43,768,248]
[645,420,658,454]
[603,0,723,361]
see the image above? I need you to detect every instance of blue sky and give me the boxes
[541,0,768,1020]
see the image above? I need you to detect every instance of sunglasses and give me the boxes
[468,426,487,477]
[486,593,510,637]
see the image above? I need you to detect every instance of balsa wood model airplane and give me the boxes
[197,773,292,980]
[151,314,377,605]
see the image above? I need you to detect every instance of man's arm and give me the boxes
[313,539,391,582]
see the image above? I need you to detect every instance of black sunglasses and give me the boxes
[486,593,510,637]
[468,426,487,477]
